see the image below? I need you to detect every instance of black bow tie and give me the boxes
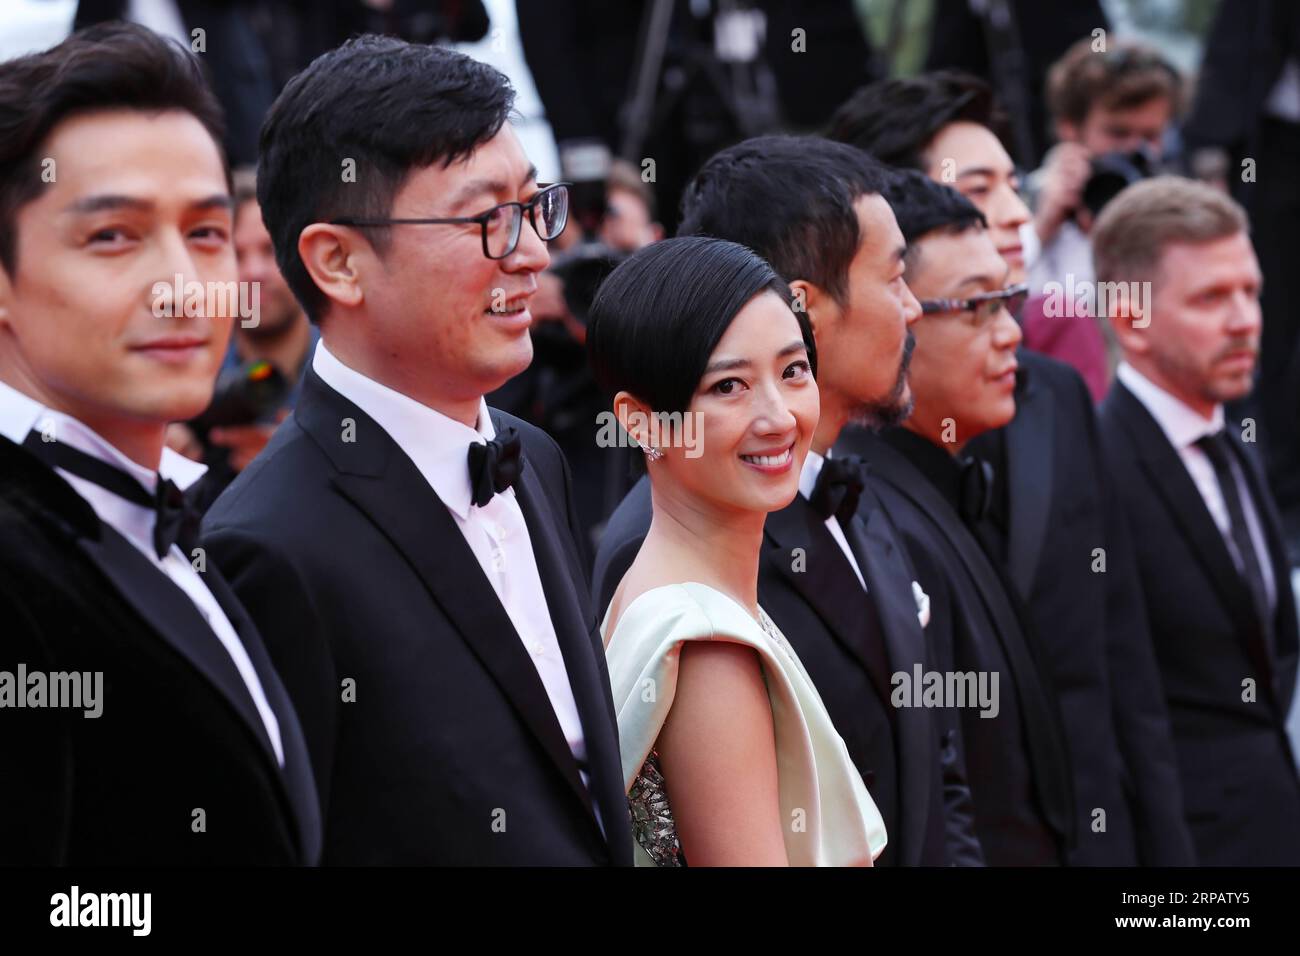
[467,425,525,508]
[22,429,200,559]
[809,454,867,524]
[957,455,996,526]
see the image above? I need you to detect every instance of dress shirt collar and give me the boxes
[0,378,207,491]
[1116,361,1225,451]
[311,339,496,520]
[799,445,831,501]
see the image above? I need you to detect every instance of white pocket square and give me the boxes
[912,580,931,628]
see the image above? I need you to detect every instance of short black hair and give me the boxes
[257,34,516,322]
[677,135,893,305]
[0,22,226,277]
[881,170,986,258]
[587,236,812,415]
[825,71,1012,172]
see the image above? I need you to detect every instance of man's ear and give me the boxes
[1107,292,1152,358]
[613,390,654,447]
[788,279,835,339]
[298,223,367,311]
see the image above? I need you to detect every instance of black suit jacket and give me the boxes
[1099,381,1300,865]
[592,474,984,866]
[840,427,1074,866]
[0,435,320,865]
[202,369,633,865]
[965,351,1194,865]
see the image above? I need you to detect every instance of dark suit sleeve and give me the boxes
[201,526,341,818]
[908,538,985,866]
[1095,428,1197,866]
[0,574,72,864]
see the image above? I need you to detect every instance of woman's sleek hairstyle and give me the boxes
[587,236,815,415]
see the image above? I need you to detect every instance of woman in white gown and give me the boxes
[586,236,887,866]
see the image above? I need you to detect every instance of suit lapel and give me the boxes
[1002,370,1055,598]
[296,372,600,831]
[3,436,314,859]
[202,564,323,864]
[846,503,932,865]
[865,435,1072,842]
[1112,383,1274,686]
[763,498,894,708]
[75,525,286,768]
[509,451,625,851]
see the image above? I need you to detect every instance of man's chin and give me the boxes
[481,338,534,394]
[851,389,914,431]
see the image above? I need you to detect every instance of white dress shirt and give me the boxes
[0,379,284,765]
[799,447,867,592]
[311,342,595,794]
[1117,362,1276,613]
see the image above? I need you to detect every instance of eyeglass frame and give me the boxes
[918,283,1029,327]
[328,181,572,260]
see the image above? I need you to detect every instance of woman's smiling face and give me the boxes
[650,290,819,516]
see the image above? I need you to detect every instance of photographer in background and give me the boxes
[1028,39,1183,295]
[168,168,317,504]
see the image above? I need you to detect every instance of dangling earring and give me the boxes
[640,441,663,462]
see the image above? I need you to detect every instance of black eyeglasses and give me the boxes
[920,283,1029,328]
[330,182,571,260]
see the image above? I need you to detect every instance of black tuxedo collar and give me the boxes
[503,416,629,854]
[880,426,964,510]
[200,566,323,864]
[763,499,894,707]
[835,493,936,864]
[854,428,1074,844]
[761,485,935,865]
[1,436,319,861]
[0,434,100,542]
[296,369,612,849]
[1108,381,1277,688]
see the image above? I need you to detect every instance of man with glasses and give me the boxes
[840,171,1074,865]
[202,35,633,865]
[829,72,1194,866]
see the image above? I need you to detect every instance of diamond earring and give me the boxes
[641,443,663,462]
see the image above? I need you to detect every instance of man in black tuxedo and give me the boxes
[202,36,632,864]
[0,24,319,864]
[593,137,984,866]
[837,172,1074,865]
[828,71,1193,865]
[1094,177,1300,865]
